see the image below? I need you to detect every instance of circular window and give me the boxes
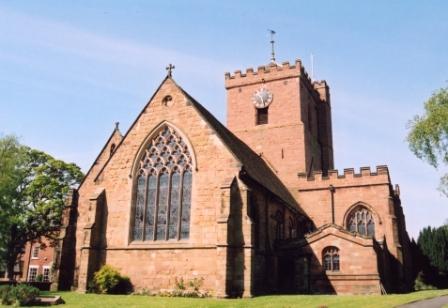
[162,95,173,107]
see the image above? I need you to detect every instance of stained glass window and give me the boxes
[133,173,146,241]
[323,247,339,271]
[347,206,375,237]
[145,173,157,240]
[132,125,193,241]
[157,171,169,240]
[169,171,180,239]
[181,168,192,239]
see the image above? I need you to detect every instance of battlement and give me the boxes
[297,166,392,189]
[312,80,330,102]
[225,58,323,91]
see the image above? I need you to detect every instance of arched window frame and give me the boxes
[344,203,377,237]
[322,246,340,272]
[130,123,194,242]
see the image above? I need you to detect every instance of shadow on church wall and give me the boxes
[86,190,109,284]
[58,190,79,290]
[276,243,336,294]
[225,180,245,297]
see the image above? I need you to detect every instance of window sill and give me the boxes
[325,270,341,275]
[120,241,215,250]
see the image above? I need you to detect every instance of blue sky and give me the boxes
[1,1,447,238]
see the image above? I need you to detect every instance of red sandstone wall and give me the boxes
[226,62,305,187]
[225,61,333,187]
[75,78,247,295]
[305,228,380,294]
[295,167,402,262]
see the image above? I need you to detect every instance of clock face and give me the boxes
[252,87,273,109]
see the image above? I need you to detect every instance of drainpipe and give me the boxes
[329,185,336,224]
[25,242,33,282]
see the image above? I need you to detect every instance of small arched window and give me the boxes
[288,217,297,239]
[323,246,339,271]
[347,205,375,237]
[132,125,193,241]
[162,95,173,106]
[273,210,284,240]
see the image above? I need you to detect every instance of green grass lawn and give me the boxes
[23,289,448,308]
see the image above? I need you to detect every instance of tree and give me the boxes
[0,136,23,272]
[407,86,448,196]
[0,135,83,281]
[416,224,448,288]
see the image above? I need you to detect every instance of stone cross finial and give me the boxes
[166,63,175,77]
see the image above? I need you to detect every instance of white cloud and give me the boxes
[0,6,232,85]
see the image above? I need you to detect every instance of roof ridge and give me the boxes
[171,79,306,215]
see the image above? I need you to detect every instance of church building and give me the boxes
[54,57,412,296]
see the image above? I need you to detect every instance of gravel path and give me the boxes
[398,295,448,308]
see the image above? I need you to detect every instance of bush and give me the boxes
[158,277,209,298]
[92,265,133,294]
[0,285,14,305]
[174,277,186,290]
[0,284,40,306]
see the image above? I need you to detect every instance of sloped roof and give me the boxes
[173,79,306,216]
[277,224,375,250]
[78,125,123,189]
[88,76,305,216]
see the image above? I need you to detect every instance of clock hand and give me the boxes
[259,93,265,106]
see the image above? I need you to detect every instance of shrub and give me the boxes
[11,284,40,306]
[93,265,133,294]
[174,277,186,290]
[0,285,14,305]
[0,284,40,306]
[414,271,436,291]
[158,277,209,298]
[189,277,204,291]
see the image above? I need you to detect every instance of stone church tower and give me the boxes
[226,60,333,187]
[56,57,413,296]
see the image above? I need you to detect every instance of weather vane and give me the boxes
[166,63,175,77]
[268,29,276,64]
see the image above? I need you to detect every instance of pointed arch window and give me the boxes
[273,210,284,240]
[347,205,375,237]
[132,125,193,241]
[323,246,339,271]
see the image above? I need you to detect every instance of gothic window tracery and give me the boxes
[132,125,193,241]
[347,205,375,237]
[323,246,339,271]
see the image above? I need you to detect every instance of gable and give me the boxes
[90,77,239,185]
[83,76,305,217]
[305,224,374,247]
[78,125,122,189]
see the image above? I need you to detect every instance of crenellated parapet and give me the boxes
[312,80,330,103]
[224,59,324,94]
[297,165,392,190]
